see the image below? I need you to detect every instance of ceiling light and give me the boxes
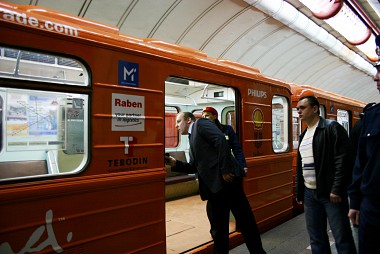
[299,0,343,19]
[325,3,371,45]
[299,0,375,60]
[246,0,376,76]
[355,33,378,62]
[301,0,371,45]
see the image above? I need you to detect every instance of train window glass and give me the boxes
[192,109,202,119]
[272,95,289,153]
[223,107,236,130]
[193,107,237,131]
[337,109,350,134]
[0,87,89,181]
[0,94,3,153]
[165,106,179,148]
[292,108,300,149]
[0,46,89,86]
[319,104,326,118]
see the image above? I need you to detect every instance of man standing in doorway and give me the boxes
[166,112,266,254]
[295,95,357,254]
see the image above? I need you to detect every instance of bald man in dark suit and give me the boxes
[166,112,265,254]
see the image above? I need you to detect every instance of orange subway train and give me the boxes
[0,2,365,254]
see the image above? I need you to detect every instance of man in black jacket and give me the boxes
[166,112,265,254]
[295,95,356,254]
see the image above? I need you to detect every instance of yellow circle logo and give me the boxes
[253,108,264,129]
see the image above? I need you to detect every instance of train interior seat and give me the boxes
[165,151,199,200]
[0,160,48,179]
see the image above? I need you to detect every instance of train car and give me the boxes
[290,84,366,213]
[0,3,294,253]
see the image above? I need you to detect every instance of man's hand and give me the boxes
[164,155,176,167]
[348,209,360,226]
[222,173,235,183]
[330,193,342,203]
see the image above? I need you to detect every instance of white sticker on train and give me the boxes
[0,7,78,37]
[248,88,267,98]
[0,210,72,254]
[112,93,145,131]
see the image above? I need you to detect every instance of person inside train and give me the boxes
[165,112,266,254]
[201,106,247,171]
[348,35,380,254]
[295,95,357,254]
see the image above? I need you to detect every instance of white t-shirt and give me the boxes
[299,121,319,189]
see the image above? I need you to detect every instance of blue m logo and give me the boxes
[118,60,139,87]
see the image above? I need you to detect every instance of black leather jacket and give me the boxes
[296,117,355,201]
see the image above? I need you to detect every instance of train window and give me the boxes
[0,46,89,86]
[292,108,301,149]
[0,87,89,181]
[0,95,3,153]
[165,106,179,148]
[337,109,350,134]
[193,106,237,131]
[319,104,326,118]
[272,95,289,153]
[192,109,202,119]
[223,107,236,130]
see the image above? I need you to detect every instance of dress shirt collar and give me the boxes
[188,122,194,136]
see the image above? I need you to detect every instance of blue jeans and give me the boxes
[304,188,357,254]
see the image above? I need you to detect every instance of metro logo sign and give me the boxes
[118,60,139,87]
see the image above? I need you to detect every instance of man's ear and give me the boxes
[313,105,318,114]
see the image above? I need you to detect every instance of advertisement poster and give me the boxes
[28,95,58,136]
[6,93,29,136]
[6,92,62,151]
[7,94,58,136]
[112,93,145,131]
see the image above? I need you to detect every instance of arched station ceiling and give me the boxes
[6,0,380,103]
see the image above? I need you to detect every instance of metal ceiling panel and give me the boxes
[118,0,178,38]
[149,0,218,44]
[83,0,134,26]
[36,0,87,16]
[174,0,247,50]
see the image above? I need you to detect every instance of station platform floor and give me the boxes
[230,212,359,254]
[166,194,359,254]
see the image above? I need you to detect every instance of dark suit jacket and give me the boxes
[174,118,245,200]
